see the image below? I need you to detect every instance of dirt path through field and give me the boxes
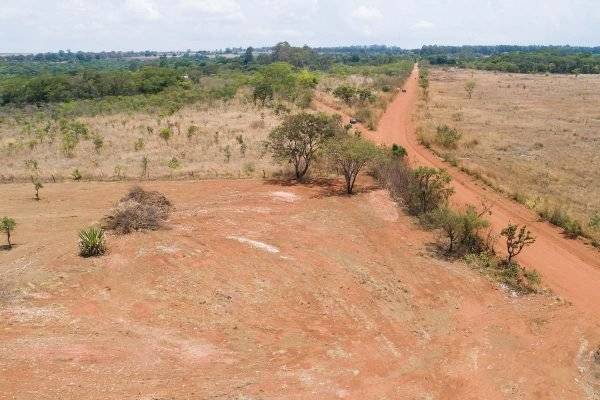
[318,66,600,316]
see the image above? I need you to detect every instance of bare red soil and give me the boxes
[1,179,599,399]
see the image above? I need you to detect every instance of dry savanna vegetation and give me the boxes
[316,61,413,130]
[419,67,600,243]
[0,99,283,182]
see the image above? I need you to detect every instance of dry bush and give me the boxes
[102,186,172,234]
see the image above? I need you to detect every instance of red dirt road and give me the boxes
[357,66,600,316]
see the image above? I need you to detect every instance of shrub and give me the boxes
[590,212,600,230]
[355,107,376,130]
[501,224,536,264]
[427,206,489,254]
[92,134,104,153]
[538,206,584,238]
[391,144,407,159]
[159,127,172,143]
[102,187,172,234]
[0,217,16,249]
[333,85,356,104]
[187,125,200,139]
[465,251,541,294]
[79,226,106,257]
[72,169,82,181]
[465,80,476,99]
[32,179,43,200]
[436,125,462,149]
[134,138,145,151]
[374,161,453,216]
[407,167,454,215]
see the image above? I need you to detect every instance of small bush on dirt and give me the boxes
[374,161,453,216]
[407,167,454,215]
[436,125,462,149]
[0,217,16,249]
[79,226,106,257]
[71,168,82,181]
[426,206,489,254]
[501,224,536,265]
[102,186,172,234]
[32,179,43,200]
[391,144,407,159]
[465,251,541,294]
[465,80,476,99]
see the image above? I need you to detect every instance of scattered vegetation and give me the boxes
[376,156,540,294]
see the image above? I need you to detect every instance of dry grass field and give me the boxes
[420,68,600,240]
[1,100,284,183]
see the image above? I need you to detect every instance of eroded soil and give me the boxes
[1,179,599,399]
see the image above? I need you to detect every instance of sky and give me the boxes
[1,0,599,53]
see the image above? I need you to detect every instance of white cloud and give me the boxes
[125,0,161,21]
[351,5,383,21]
[413,19,435,30]
[179,0,241,15]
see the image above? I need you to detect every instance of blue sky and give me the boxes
[1,0,599,52]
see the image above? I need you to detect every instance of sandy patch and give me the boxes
[367,190,399,222]
[271,191,300,203]
[227,235,280,253]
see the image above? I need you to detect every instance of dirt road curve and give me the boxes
[349,65,600,315]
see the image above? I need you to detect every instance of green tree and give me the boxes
[253,62,297,101]
[242,46,254,66]
[408,167,454,214]
[0,217,16,248]
[324,134,385,194]
[333,86,356,104]
[430,207,463,253]
[266,112,341,180]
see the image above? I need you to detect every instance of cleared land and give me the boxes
[1,179,599,399]
[420,68,600,238]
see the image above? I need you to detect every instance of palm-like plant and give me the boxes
[79,226,106,257]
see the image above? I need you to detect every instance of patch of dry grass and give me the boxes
[0,100,285,182]
[421,68,600,240]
